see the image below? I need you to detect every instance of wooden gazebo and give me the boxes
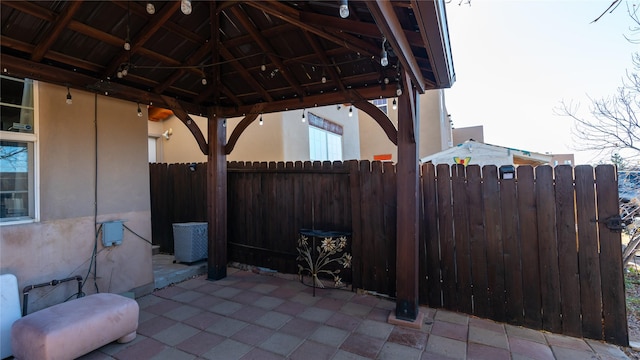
[1,0,454,325]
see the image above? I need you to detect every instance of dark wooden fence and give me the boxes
[149,161,628,346]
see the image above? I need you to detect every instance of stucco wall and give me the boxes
[0,83,153,312]
[359,90,451,163]
[154,105,360,163]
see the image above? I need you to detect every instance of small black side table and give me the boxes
[297,228,352,296]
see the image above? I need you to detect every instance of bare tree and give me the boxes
[555,53,640,162]
[557,1,640,266]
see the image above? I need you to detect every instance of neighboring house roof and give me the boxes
[420,140,552,168]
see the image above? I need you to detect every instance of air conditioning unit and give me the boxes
[172,222,208,263]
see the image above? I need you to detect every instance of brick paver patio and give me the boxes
[80,267,630,359]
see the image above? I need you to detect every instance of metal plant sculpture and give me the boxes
[297,235,352,288]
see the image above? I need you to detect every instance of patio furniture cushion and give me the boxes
[11,293,138,360]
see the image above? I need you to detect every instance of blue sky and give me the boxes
[444,0,638,165]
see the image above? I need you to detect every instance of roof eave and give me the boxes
[412,0,456,89]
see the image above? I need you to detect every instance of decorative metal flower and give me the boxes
[297,233,351,289]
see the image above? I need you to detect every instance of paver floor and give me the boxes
[81,267,630,359]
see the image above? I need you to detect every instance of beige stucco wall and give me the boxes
[153,104,360,163]
[1,83,153,312]
[359,90,451,163]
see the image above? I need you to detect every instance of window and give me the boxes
[308,113,343,161]
[1,76,37,223]
[371,98,387,114]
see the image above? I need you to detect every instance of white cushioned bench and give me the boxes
[11,293,138,360]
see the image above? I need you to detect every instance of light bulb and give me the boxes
[66,88,72,105]
[146,2,155,14]
[349,106,353,117]
[121,67,128,77]
[137,103,143,117]
[339,0,349,18]
[302,110,306,122]
[392,98,397,110]
[201,77,207,85]
[321,76,327,84]
[259,114,263,126]
[380,50,388,67]
[117,70,123,78]
[396,85,402,97]
[384,77,389,85]
[181,0,192,15]
[124,40,131,51]
[261,64,266,71]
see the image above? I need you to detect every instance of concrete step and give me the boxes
[152,254,207,289]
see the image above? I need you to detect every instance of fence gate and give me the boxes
[420,163,628,346]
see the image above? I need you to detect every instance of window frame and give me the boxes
[0,77,39,225]
[371,98,388,114]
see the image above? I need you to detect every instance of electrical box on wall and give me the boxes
[102,220,124,246]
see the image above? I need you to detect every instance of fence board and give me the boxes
[349,160,363,290]
[483,165,506,322]
[595,165,628,346]
[371,162,387,294]
[536,166,562,332]
[466,165,489,317]
[452,165,472,314]
[575,165,603,340]
[554,165,582,337]
[422,163,441,307]
[383,162,397,300]
[359,161,375,292]
[436,164,456,310]
[516,166,542,329]
[501,168,523,325]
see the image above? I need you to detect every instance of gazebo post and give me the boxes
[391,72,422,327]
[207,109,228,280]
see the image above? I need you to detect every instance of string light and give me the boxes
[259,114,263,126]
[124,1,131,51]
[201,76,207,85]
[180,0,192,15]
[396,83,402,97]
[380,37,388,67]
[392,98,397,110]
[302,109,306,122]
[66,87,72,105]
[146,2,155,14]
[349,106,353,117]
[137,103,143,117]
[339,0,349,18]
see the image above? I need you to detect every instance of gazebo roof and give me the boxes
[1,0,454,117]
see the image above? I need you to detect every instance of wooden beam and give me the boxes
[366,1,426,93]
[299,11,425,48]
[0,53,209,113]
[245,1,380,59]
[210,2,221,105]
[218,46,274,102]
[103,1,181,78]
[31,1,83,62]
[218,85,397,117]
[353,101,397,146]
[161,95,209,156]
[207,109,228,280]
[153,41,212,94]
[225,104,267,155]
[303,32,347,93]
[395,71,420,321]
[231,7,305,98]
